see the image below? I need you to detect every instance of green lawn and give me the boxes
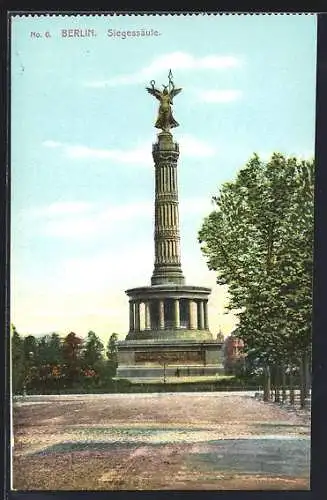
[127,375,235,385]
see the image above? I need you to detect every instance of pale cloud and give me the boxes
[65,144,152,164]
[84,52,242,88]
[29,196,212,239]
[180,196,214,217]
[42,134,216,163]
[197,89,243,103]
[43,140,152,166]
[300,151,315,161]
[59,244,153,291]
[26,201,94,218]
[178,134,216,158]
[17,199,152,238]
[42,140,62,148]
[42,201,153,238]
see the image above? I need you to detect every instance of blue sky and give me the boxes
[11,14,317,342]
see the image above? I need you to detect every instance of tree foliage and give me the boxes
[11,328,117,394]
[106,332,118,376]
[106,333,118,362]
[199,153,314,369]
[82,331,104,367]
[62,332,84,386]
[11,325,25,394]
[36,333,63,366]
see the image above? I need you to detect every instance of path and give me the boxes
[13,392,310,490]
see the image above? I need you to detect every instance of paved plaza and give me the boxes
[12,392,310,490]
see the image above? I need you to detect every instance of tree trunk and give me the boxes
[300,351,311,408]
[299,358,306,409]
[275,365,281,403]
[271,365,275,402]
[281,364,287,403]
[303,350,311,398]
[263,365,271,402]
[289,370,295,405]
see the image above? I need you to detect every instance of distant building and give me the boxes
[224,335,246,375]
[216,330,224,342]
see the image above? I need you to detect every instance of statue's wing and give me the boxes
[146,87,161,100]
[170,87,182,98]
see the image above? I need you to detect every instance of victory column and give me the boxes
[116,71,224,379]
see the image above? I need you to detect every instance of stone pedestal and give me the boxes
[117,284,223,380]
[117,339,224,380]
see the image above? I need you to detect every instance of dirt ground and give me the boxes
[12,392,311,490]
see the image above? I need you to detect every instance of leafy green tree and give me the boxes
[62,332,84,387]
[32,333,64,393]
[199,153,313,401]
[36,333,63,366]
[106,333,118,375]
[23,335,38,361]
[80,331,105,389]
[82,331,104,368]
[22,334,39,392]
[11,325,25,394]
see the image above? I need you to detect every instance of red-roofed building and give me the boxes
[224,335,246,374]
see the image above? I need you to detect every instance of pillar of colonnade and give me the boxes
[129,298,209,332]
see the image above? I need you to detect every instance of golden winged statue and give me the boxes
[146,69,182,132]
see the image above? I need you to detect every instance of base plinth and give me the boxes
[120,283,217,380]
[116,339,224,380]
[126,328,212,341]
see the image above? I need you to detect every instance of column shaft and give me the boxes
[129,301,135,332]
[145,301,151,330]
[174,299,180,328]
[189,300,197,330]
[198,301,204,330]
[151,135,185,286]
[135,301,141,331]
[159,299,165,329]
[204,300,209,330]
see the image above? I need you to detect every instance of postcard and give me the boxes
[10,12,316,491]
